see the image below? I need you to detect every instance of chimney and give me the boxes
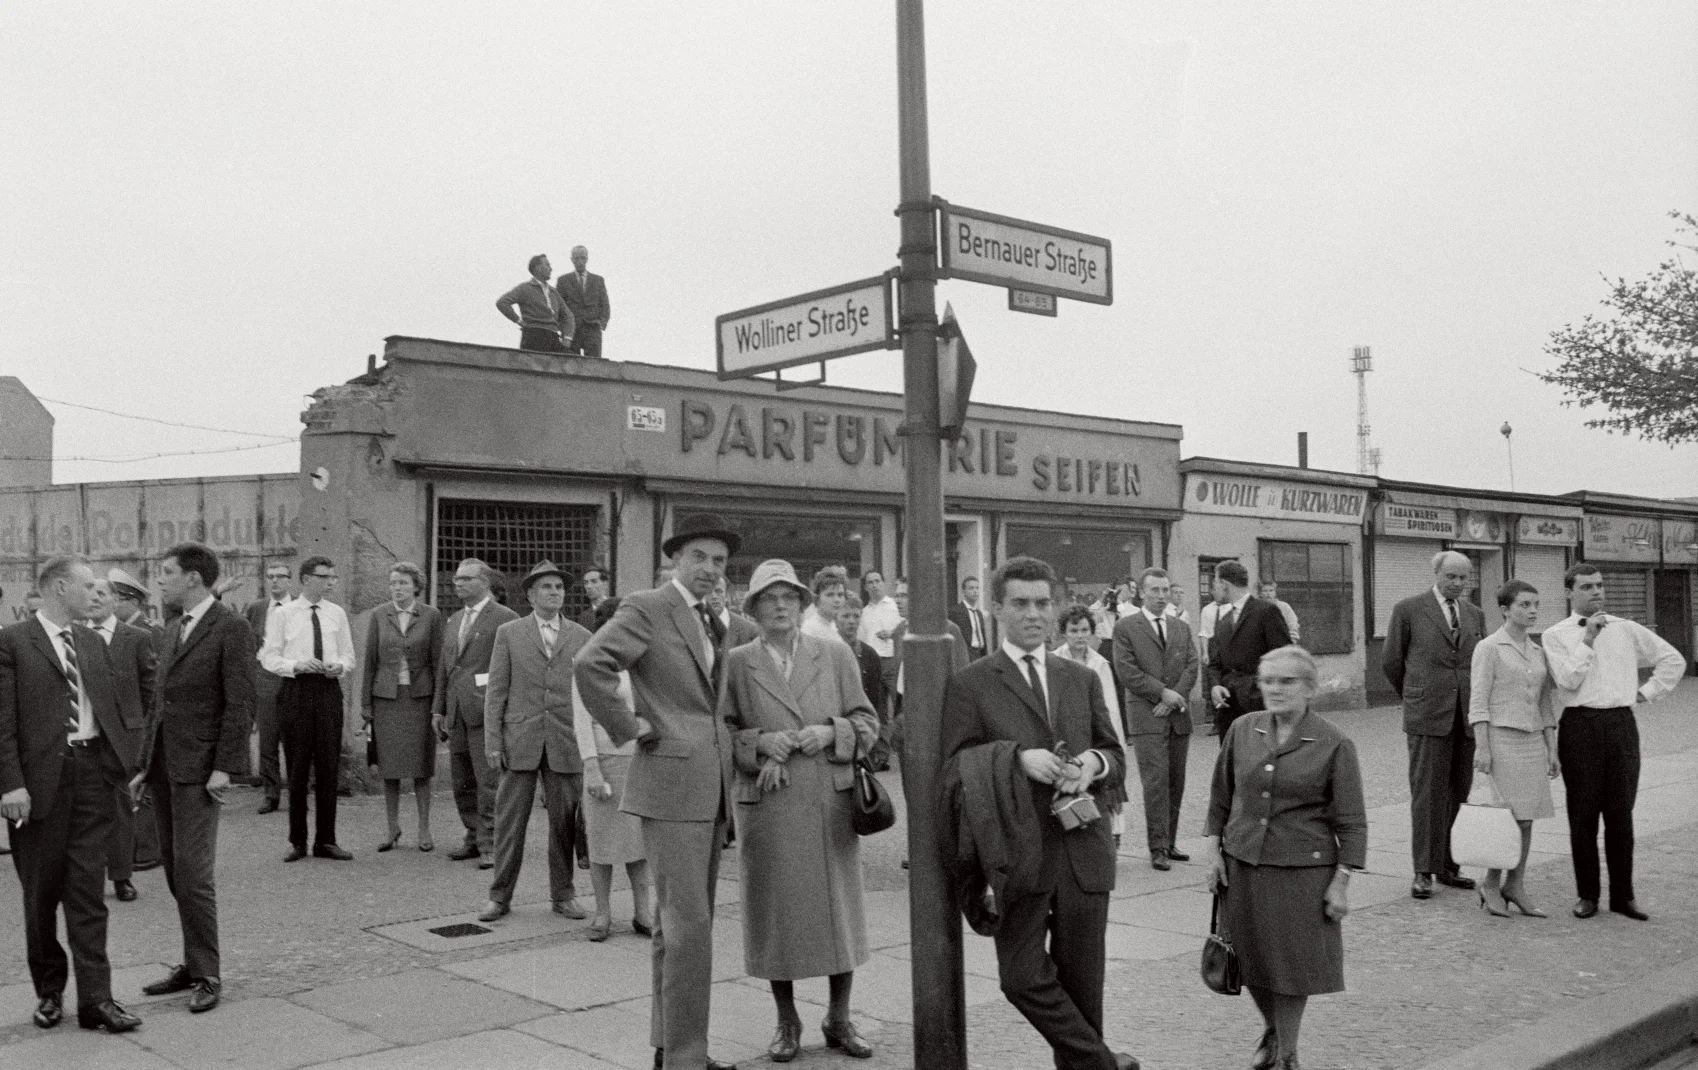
[367,353,377,375]
[1297,432,1309,469]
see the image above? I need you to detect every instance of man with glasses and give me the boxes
[260,557,356,862]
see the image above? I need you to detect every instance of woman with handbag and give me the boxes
[1469,579,1561,918]
[361,562,445,852]
[1203,645,1367,1070]
[720,559,881,1063]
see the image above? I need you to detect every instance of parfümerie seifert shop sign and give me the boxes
[664,395,1175,506]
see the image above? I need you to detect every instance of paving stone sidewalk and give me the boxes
[3,682,1696,1070]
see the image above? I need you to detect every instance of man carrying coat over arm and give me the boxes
[574,514,742,1070]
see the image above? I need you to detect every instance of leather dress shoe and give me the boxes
[257,797,279,814]
[1115,1054,1142,1070]
[1573,898,1599,918]
[478,858,494,869]
[1166,849,1191,862]
[283,845,307,863]
[1410,874,1434,899]
[1611,900,1649,921]
[313,844,354,860]
[188,978,221,1013]
[113,879,137,902]
[143,964,194,996]
[767,1022,802,1062]
[1436,871,1477,890]
[478,901,510,922]
[32,993,62,1028]
[553,897,587,919]
[633,918,653,937]
[447,844,481,862]
[822,1017,873,1058]
[652,1051,737,1070]
[1150,849,1171,872]
[78,999,141,1033]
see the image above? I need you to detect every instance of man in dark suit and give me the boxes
[134,542,255,1014]
[86,578,157,904]
[557,245,611,358]
[106,569,164,872]
[1111,567,1198,871]
[1204,560,1291,738]
[0,555,144,1032]
[575,514,742,1070]
[577,566,613,632]
[707,575,760,649]
[941,556,1135,1070]
[433,558,518,867]
[947,575,989,661]
[244,562,294,814]
[1382,551,1485,900]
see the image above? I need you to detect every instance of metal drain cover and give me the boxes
[428,922,494,938]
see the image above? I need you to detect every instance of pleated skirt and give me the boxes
[1222,856,1345,996]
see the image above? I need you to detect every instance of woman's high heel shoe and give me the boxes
[1478,888,1511,918]
[1502,890,1547,917]
[1251,1027,1277,1070]
[377,830,402,853]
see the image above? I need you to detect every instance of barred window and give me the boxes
[434,499,599,617]
[1258,541,1353,655]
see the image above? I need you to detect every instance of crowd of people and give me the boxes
[0,533,1687,1070]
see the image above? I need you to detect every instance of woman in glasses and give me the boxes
[1202,645,1367,1070]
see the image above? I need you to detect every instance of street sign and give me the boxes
[936,303,976,435]
[1007,289,1058,317]
[936,198,1111,304]
[716,273,897,381]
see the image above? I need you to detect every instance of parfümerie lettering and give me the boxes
[731,295,873,354]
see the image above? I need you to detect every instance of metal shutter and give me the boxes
[1515,546,1569,633]
[1374,539,1440,637]
[1601,567,1650,624]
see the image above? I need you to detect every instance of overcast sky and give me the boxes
[5,1,1695,498]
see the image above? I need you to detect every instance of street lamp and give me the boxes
[1500,422,1515,491]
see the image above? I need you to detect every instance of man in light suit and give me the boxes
[1383,550,1485,900]
[136,542,254,1015]
[1111,567,1198,872]
[947,575,989,661]
[1204,560,1291,738]
[575,514,741,1070]
[244,562,294,814]
[941,556,1135,1070]
[479,561,593,922]
[0,556,145,1033]
[433,558,518,867]
[557,245,611,358]
[86,579,158,904]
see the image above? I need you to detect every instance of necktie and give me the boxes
[969,608,984,647]
[1022,653,1050,726]
[698,603,726,649]
[311,604,324,662]
[459,607,476,647]
[60,628,84,738]
[540,621,555,657]
[1155,615,1167,648]
[1444,599,1458,637]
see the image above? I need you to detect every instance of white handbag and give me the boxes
[1450,773,1521,870]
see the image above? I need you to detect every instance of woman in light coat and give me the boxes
[720,559,880,1063]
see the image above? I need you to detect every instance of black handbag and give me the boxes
[366,731,379,768]
[1201,889,1241,995]
[850,734,896,836]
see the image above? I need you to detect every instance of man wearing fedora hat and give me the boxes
[575,513,743,1070]
[478,561,593,923]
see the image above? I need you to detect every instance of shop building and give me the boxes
[1168,458,1374,710]
[1564,491,1698,672]
[294,337,1183,626]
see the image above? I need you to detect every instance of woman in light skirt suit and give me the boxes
[361,562,445,851]
[1469,579,1561,917]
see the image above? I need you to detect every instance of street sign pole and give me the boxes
[895,3,967,1069]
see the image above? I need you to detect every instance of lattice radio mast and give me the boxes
[1351,345,1381,475]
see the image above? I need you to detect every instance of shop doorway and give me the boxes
[945,516,986,604]
[1653,570,1694,673]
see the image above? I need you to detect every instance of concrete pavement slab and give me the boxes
[291,967,555,1044]
[0,1028,174,1070]
[622,978,837,1058]
[886,929,1005,978]
[1102,921,1202,962]
[129,996,390,1070]
[1108,885,1214,937]
[443,941,656,1010]
[1107,856,1212,898]
[310,1027,625,1070]
[1352,870,1425,910]
[516,1004,661,1070]
[366,901,593,953]
[860,889,911,951]
[0,962,175,1028]
[822,949,1003,1025]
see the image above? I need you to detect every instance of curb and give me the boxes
[1421,957,1698,1070]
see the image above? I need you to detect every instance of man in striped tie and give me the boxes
[0,555,144,1033]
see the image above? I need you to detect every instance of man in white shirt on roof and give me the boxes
[1542,562,1685,922]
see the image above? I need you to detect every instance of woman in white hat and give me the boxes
[720,559,881,1063]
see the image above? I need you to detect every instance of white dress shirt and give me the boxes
[39,612,97,740]
[1197,601,1224,641]
[858,596,903,658]
[1142,606,1170,645]
[1002,639,1111,783]
[90,614,119,646]
[1542,613,1686,710]
[392,602,415,685]
[259,596,357,677]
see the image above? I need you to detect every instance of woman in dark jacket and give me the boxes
[1203,645,1367,1070]
[361,562,445,851]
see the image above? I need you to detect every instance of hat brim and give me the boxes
[663,528,742,557]
[742,577,811,616]
[111,585,149,602]
[522,568,571,591]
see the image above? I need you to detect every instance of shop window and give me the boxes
[1005,525,1151,603]
[1259,541,1353,655]
[434,499,600,617]
[674,510,880,605]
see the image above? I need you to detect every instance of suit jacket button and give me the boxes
[1264,764,1274,772]
[1312,851,1322,859]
